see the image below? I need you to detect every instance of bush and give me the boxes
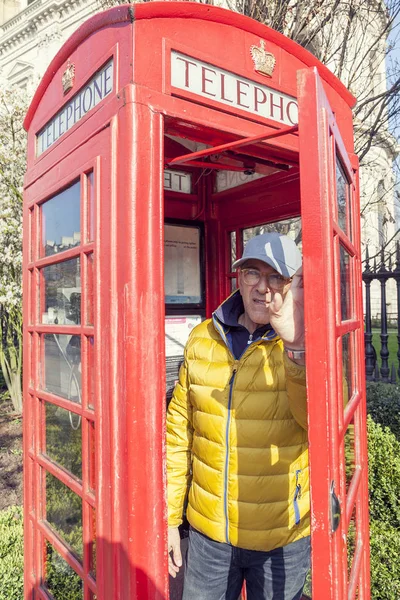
[370,521,400,600]
[366,381,400,440]
[367,415,400,527]
[367,414,400,596]
[0,506,23,600]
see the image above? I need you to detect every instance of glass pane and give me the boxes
[88,172,95,242]
[89,506,96,578]
[42,181,81,257]
[28,270,33,325]
[346,505,356,579]
[86,254,94,326]
[230,231,236,269]
[342,333,353,404]
[340,245,352,321]
[336,158,349,236]
[165,225,201,304]
[41,258,81,325]
[45,541,83,600]
[45,403,82,480]
[46,472,83,559]
[344,424,356,491]
[43,334,81,403]
[29,396,35,451]
[29,207,34,262]
[87,337,95,409]
[242,217,302,249]
[230,277,238,292]
[88,420,95,492]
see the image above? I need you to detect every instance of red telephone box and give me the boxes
[23,3,370,599]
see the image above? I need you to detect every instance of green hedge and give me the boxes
[366,383,400,598]
[0,506,23,600]
[367,414,400,527]
[370,521,400,600]
[366,381,400,441]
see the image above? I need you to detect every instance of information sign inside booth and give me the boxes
[165,224,202,304]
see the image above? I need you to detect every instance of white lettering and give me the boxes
[215,170,266,192]
[36,59,114,156]
[164,170,192,194]
[171,51,298,127]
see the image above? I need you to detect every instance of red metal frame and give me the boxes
[167,124,299,168]
[22,4,368,600]
[298,67,370,599]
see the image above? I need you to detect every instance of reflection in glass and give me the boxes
[42,181,81,257]
[29,208,34,262]
[230,231,236,268]
[46,472,83,559]
[42,258,81,325]
[89,506,96,578]
[336,159,349,237]
[87,337,95,409]
[88,420,95,492]
[44,334,81,403]
[342,333,353,404]
[45,541,83,599]
[86,254,94,326]
[243,217,302,250]
[88,172,95,243]
[344,424,355,491]
[340,245,351,321]
[45,403,82,480]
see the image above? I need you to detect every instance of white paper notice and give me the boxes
[165,315,202,357]
[165,225,201,304]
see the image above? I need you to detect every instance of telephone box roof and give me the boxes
[24,1,356,131]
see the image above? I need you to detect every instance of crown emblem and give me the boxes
[250,40,276,77]
[62,60,75,94]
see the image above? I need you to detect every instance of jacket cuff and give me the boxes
[283,352,307,379]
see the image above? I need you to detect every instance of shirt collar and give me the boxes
[213,289,278,340]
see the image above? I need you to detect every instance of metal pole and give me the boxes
[378,248,390,382]
[363,247,375,381]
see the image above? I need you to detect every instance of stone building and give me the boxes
[0,0,399,320]
[0,0,100,91]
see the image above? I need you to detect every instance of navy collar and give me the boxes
[213,289,278,340]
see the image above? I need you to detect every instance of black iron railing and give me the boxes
[363,244,400,383]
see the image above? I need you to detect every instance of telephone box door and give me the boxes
[298,68,370,600]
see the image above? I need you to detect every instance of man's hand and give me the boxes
[269,267,304,350]
[168,527,182,578]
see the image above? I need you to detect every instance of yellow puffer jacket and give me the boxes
[167,305,310,552]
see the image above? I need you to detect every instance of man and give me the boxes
[167,232,310,600]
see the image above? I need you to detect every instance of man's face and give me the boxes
[238,259,278,328]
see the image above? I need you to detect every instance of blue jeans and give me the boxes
[182,528,310,600]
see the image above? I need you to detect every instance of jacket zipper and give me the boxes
[293,469,302,525]
[224,366,237,543]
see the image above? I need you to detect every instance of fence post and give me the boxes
[377,248,390,382]
[394,242,400,382]
[363,247,375,381]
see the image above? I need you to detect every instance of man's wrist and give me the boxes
[284,346,306,361]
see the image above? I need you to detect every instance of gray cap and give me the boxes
[232,232,302,278]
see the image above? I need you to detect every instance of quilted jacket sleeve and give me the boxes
[166,355,193,527]
[283,353,308,431]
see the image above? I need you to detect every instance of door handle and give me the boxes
[330,481,341,533]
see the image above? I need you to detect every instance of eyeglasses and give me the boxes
[240,268,292,290]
